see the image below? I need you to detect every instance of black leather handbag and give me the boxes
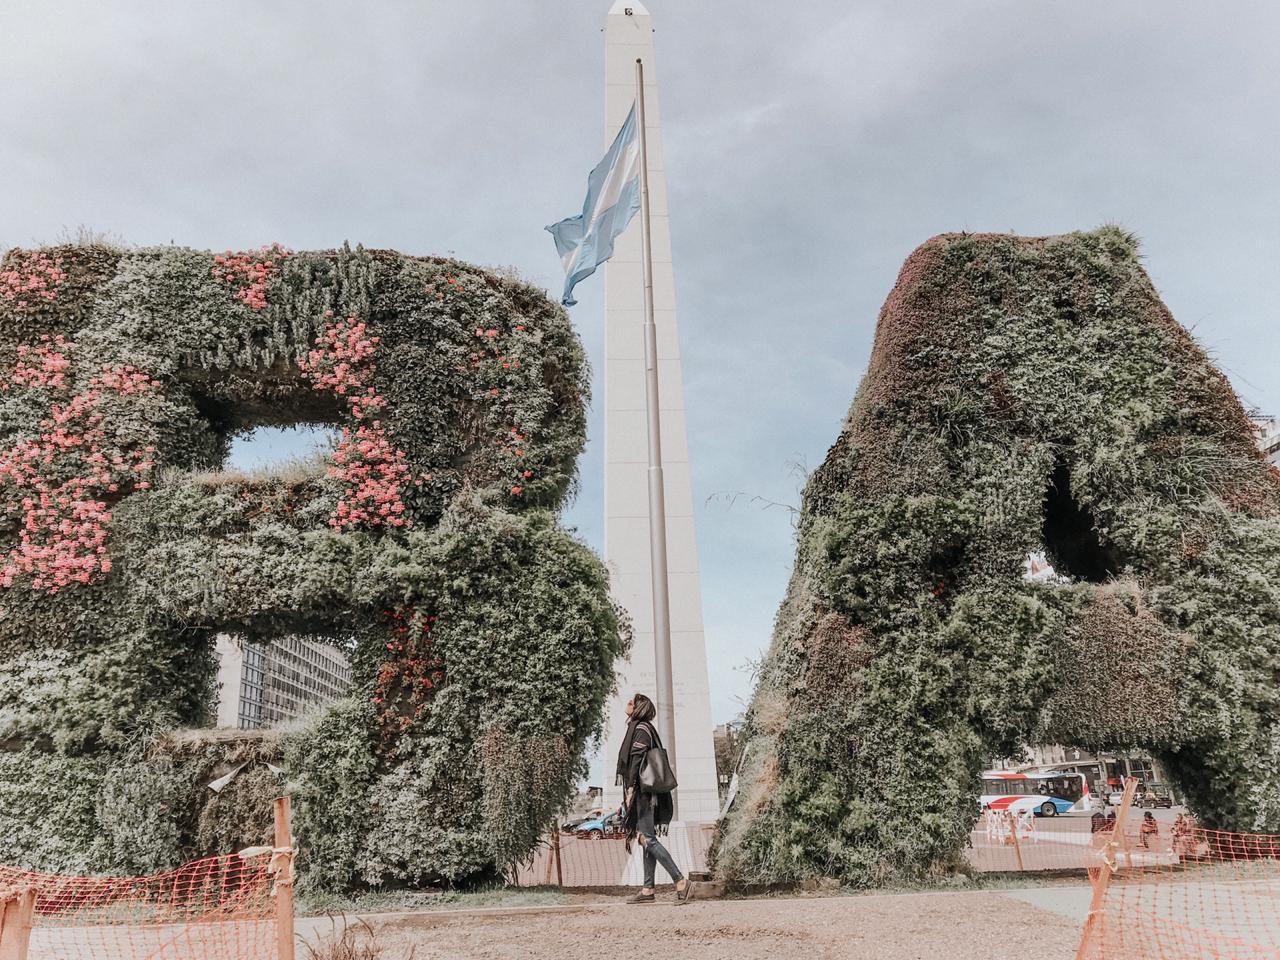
[638,724,678,795]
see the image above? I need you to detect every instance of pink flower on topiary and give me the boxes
[299,314,411,530]
[0,339,158,591]
[0,252,67,313]
[210,244,289,311]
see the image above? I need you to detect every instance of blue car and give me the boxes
[573,811,624,838]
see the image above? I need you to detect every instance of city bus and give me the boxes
[979,770,1089,817]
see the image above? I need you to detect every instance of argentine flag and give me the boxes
[546,103,641,306]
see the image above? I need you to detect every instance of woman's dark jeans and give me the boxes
[637,794,682,888]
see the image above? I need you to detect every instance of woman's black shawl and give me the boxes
[616,712,673,848]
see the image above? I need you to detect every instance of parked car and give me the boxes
[573,811,625,839]
[1137,782,1174,809]
[1105,782,1174,809]
[561,807,606,832]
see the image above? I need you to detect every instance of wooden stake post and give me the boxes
[1005,810,1026,872]
[551,827,564,888]
[274,797,296,960]
[1075,777,1139,960]
[0,888,35,960]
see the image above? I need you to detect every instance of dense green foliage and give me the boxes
[716,229,1280,886]
[0,732,283,876]
[0,242,627,886]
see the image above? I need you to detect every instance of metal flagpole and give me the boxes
[634,56,678,819]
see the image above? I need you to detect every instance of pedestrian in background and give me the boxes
[1172,814,1193,858]
[1140,811,1159,849]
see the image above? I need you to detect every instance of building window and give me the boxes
[224,634,353,731]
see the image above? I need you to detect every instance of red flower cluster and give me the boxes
[499,426,533,496]
[0,251,66,313]
[211,244,289,311]
[456,310,539,500]
[372,608,445,744]
[423,274,466,302]
[0,337,159,591]
[467,319,538,499]
[299,313,411,529]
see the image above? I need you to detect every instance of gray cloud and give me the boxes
[1,0,1276,726]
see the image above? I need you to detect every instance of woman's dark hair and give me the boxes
[631,692,655,723]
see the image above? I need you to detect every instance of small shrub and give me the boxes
[302,917,401,960]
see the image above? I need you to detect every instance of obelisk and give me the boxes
[602,1,720,825]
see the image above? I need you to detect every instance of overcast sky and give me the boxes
[2,1,1277,733]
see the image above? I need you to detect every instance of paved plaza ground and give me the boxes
[297,887,1093,960]
[30,873,1280,960]
[39,808,1278,959]
[19,886,1089,960]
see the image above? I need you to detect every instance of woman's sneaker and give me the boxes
[626,891,655,904]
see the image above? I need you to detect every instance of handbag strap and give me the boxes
[642,719,664,750]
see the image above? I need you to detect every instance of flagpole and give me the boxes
[635,56,678,819]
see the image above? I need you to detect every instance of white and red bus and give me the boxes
[979,770,1089,817]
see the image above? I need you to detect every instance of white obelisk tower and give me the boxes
[602,1,719,825]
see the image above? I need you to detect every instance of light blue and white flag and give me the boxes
[546,104,641,306]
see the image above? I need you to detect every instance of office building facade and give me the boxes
[215,633,353,729]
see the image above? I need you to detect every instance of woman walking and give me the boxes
[615,692,691,904]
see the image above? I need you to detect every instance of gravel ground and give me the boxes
[331,888,1085,960]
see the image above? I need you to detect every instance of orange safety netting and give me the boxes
[966,807,1108,873]
[1079,820,1280,960]
[511,823,716,888]
[519,811,1106,885]
[0,853,278,960]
